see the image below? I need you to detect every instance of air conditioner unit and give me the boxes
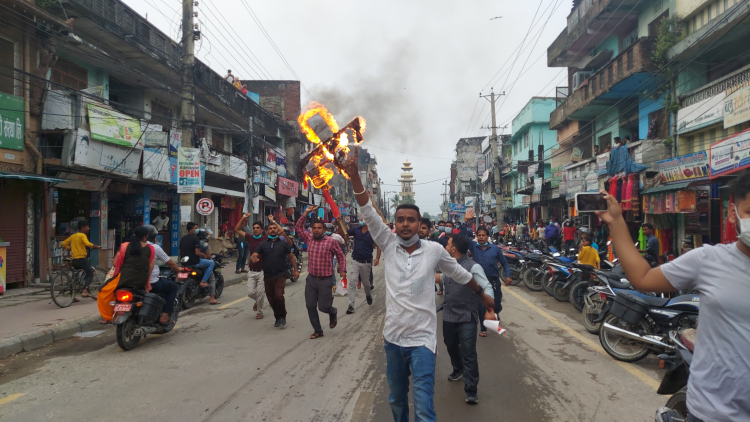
[572,71,593,92]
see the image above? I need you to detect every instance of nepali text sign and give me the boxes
[724,85,750,129]
[596,152,610,175]
[657,151,710,185]
[177,148,203,193]
[0,93,24,151]
[277,176,299,197]
[448,203,466,214]
[710,128,750,179]
[677,92,725,134]
[86,103,143,148]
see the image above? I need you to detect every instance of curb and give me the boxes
[0,273,247,360]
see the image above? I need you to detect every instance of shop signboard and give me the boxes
[534,178,542,193]
[265,186,276,202]
[177,147,203,193]
[86,103,143,148]
[266,149,277,170]
[571,147,584,162]
[723,84,750,129]
[0,93,24,151]
[168,130,181,158]
[710,127,750,178]
[585,170,598,192]
[550,166,563,188]
[677,92,725,134]
[596,152,610,175]
[277,176,299,197]
[143,147,171,183]
[522,195,530,205]
[448,203,466,214]
[657,151,710,184]
[559,178,567,196]
[73,129,141,177]
[566,177,583,195]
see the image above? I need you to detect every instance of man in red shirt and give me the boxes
[562,221,577,256]
[235,214,267,319]
[296,205,347,340]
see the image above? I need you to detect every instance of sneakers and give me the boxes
[465,392,479,404]
[346,305,355,314]
[274,319,281,327]
[448,370,463,381]
[279,318,286,327]
[366,295,373,305]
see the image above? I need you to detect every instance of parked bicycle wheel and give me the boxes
[86,268,108,298]
[51,272,75,308]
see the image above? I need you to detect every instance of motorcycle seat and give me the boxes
[680,329,696,352]
[608,278,631,290]
[572,263,595,271]
[620,291,670,307]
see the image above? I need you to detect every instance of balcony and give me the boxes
[550,37,656,130]
[549,0,641,68]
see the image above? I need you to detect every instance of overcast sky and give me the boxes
[125,0,570,216]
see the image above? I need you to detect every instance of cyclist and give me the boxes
[61,221,101,299]
[145,225,181,324]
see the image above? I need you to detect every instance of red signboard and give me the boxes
[277,176,299,197]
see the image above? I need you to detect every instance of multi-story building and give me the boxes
[502,98,558,223]
[398,160,416,202]
[0,0,304,289]
[451,137,485,217]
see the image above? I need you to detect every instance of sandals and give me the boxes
[329,314,338,329]
[255,314,263,319]
[209,301,221,305]
[253,303,257,312]
[310,332,324,339]
[159,319,176,326]
[479,331,487,337]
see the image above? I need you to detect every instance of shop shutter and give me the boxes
[0,185,27,284]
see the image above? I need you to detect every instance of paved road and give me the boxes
[0,258,667,421]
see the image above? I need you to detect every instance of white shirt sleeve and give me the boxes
[660,246,705,291]
[152,244,171,264]
[436,246,472,285]
[471,263,494,298]
[360,199,395,250]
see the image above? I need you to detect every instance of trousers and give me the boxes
[193,259,214,282]
[384,340,436,422]
[479,277,503,332]
[235,237,250,271]
[263,274,286,319]
[71,258,94,289]
[347,260,372,307]
[443,320,479,394]
[247,270,265,315]
[150,278,178,315]
[305,275,336,333]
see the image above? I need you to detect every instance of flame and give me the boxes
[338,132,349,151]
[305,155,335,189]
[298,101,339,144]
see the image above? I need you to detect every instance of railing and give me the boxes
[567,0,597,32]
[681,65,750,107]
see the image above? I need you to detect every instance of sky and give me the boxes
[124,0,571,216]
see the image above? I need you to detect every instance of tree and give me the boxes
[422,211,434,220]
[389,193,401,210]
[400,195,415,205]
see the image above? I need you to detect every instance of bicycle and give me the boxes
[51,256,108,308]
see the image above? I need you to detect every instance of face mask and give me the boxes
[360,221,365,226]
[736,208,750,246]
[253,234,262,239]
[268,235,278,240]
[325,231,332,236]
[398,233,419,247]
[478,242,489,247]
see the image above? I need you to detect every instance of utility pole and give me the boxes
[179,0,197,234]
[441,180,449,220]
[480,89,505,223]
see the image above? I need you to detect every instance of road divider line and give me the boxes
[505,287,660,391]
[0,393,24,407]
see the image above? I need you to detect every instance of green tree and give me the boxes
[389,193,401,210]
[400,195,416,205]
[422,211,434,220]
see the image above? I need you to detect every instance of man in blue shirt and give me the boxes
[468,226,512,337]
[642,223,660,266]
[345,220,381,314]
[544,220,560,250]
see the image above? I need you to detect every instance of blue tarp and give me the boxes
[606,144,649,176]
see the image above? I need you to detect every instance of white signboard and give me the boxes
[72,129,141,178]
[464,197,476,208]
[177,147,203,193]
[677,92,725,134]
[534,178,543,193]
[724,85,750,129]
[142,148,171,183]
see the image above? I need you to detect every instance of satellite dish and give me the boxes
[482,215,492,223]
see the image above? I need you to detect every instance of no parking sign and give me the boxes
[196,198,214,215]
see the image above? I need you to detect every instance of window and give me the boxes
[693,16,697,32]
[0,38,17,95]
[51,58,88,91]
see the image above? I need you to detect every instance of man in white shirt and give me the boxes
[146,226,181,324]
[343,147,495,422]
[152,211,170,232]
[598,170,750,422]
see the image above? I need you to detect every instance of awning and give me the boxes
[640,182,691,194]
[202,185,245,198]
[0,172,67,183]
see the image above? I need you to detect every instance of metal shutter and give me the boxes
[0,185,27,284]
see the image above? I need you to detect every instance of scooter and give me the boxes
[112,268,186,351]
[179,253,225,309]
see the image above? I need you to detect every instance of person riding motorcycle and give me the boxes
[194,227,221,305]
[115,226,155,291]
[144,225,182,324]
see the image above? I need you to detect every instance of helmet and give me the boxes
[195,227,212,239]
[143,225,158,242]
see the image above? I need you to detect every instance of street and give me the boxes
[0,256,666,422]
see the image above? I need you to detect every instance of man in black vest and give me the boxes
[435,234,494,405]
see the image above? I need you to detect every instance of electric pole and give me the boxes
[480,88,505,223]
[179,0,197,234]
[441,180,450,220]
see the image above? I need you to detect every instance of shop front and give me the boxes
[276,176,299,227]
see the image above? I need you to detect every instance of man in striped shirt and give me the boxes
[296,207,347,340]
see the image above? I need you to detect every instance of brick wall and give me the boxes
[242,80,301,126]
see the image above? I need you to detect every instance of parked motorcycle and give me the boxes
[179,253,225,309]
[580,266,631,333]
[113,267,186,351]
[654,329,695,420]
[599,289,699,362]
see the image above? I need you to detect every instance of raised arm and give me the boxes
[296,205,317,244]
[235,213,251,239]
[343,146,393,248]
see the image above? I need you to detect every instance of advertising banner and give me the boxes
[710,128,750,178]
[657,151,710,184]
[596,152,610,175]
[527,164,538,179]
[169,130,181,158]
[177,147,202,193]
[522,195,530,205]
[723,85,750,129]
[448,203,466,214]
[571,147,584,162]
[0,93,24,151]
[277,176,299,197]
[465,197,476,208]
[73,129,141,177]
[86,103,143,148]
[677,92,725,134]
[534,178,543,192]
[550,166,563,188]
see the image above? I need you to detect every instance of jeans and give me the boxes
[383,340,436,422]
[479,277,502,332]
[193,259,214,282]
[305,275,336,333]
[235,237,249,271]
[564,239,575,255]
[150,278,178,315]
[71,258,94,289]
[443,320,479,394]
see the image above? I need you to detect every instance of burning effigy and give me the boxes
[297,102,366,225]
